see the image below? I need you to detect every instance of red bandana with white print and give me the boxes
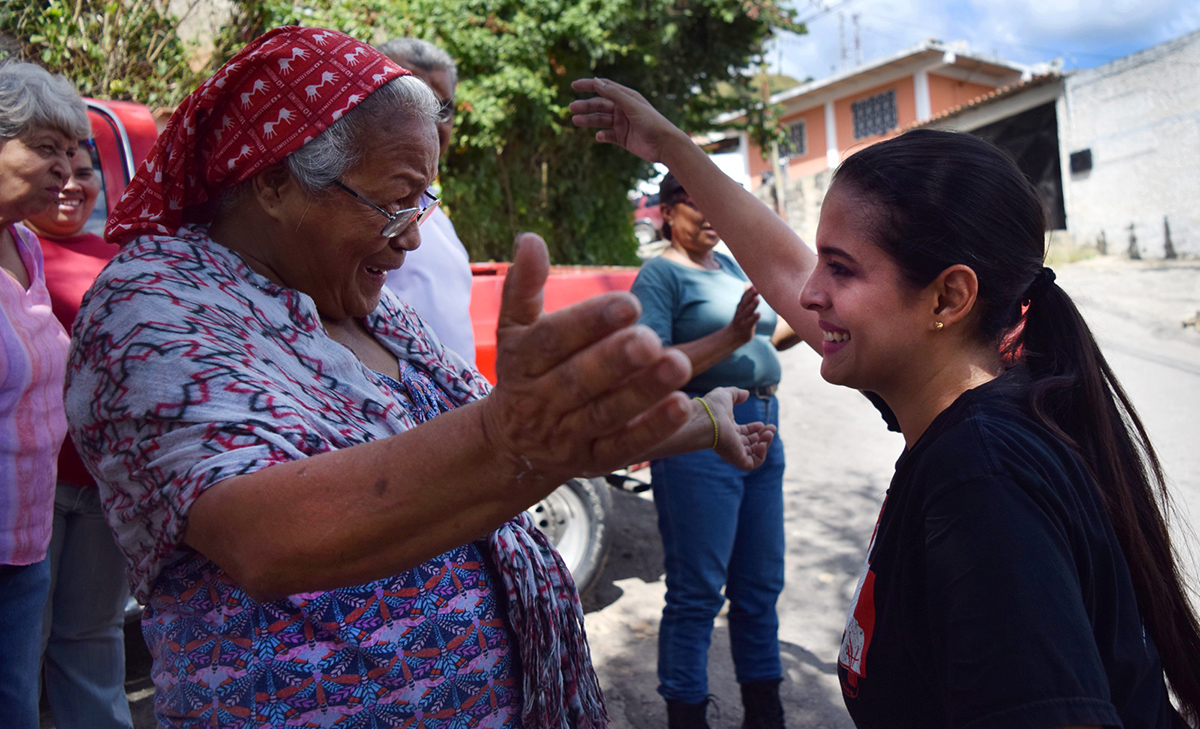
[106,25,410,246]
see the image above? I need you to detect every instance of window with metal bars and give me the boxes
[852,90,898,139]
[781,119,806,157]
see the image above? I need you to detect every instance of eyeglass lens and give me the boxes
[381,195,439,238]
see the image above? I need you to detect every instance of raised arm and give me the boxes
[570,77,824,353]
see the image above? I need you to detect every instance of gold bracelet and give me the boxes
[693,397,719,450]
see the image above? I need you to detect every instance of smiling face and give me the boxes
[0,126,75,224]
[663,196,720,257]
[264,112,439,321]
[800,182,931,395]
[25,142,99,237]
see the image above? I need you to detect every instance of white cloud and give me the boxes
[769,0,1200,81]
[970,0,1193,48]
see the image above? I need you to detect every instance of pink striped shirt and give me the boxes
[0,223,69,565]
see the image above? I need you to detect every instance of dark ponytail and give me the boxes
[1022,282,1200,725]
[834,129,1200,725]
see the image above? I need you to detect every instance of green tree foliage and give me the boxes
[5,0,804,264]
[0,0,211,109]
[221,0,804,263]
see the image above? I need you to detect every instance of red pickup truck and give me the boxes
[86,99,640,593]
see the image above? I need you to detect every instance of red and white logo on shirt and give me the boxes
[839,498,885,699]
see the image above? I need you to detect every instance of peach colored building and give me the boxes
[702,41,1033,241]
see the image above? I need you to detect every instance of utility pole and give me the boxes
[761,58,786,220]
[1164,216,1177,259]
[853,13,862,66]
[839,13,847,71]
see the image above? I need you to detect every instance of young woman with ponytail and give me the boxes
[571,77,1200,729]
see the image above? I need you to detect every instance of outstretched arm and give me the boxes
[186,234,695,601]
[637,386,776,470]
[570,77,823,353]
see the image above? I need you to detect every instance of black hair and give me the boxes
[658,172,688,242]
[833,128,1200,725]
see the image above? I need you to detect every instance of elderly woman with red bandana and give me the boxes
[65,27,776,729]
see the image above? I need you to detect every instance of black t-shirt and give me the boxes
[839,370,1178,729]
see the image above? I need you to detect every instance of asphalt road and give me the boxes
[45,256,1198,729]
[584,255,1200,729]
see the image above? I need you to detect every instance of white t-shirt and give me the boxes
[385,207,476,365]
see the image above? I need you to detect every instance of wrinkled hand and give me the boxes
[481,233,694,483]
[569,78,686,163]
[701,387,777,471]
[726,285,761,348]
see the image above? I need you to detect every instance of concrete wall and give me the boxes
[753,167,834,246]
[1057,30,1200,257]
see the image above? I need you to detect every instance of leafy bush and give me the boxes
[4,0,803,264]
[1,0,210,109]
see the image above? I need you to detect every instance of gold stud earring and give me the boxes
[934,321,944,331]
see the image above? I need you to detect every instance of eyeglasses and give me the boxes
[436,98,455,124]
[333,180,440,238]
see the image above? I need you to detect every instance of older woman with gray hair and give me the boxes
[0,61,89,728]
[66,27,775,729]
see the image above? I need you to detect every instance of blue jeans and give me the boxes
[652,394,786,703]
[0,556,51,729]
[41,484,133,729]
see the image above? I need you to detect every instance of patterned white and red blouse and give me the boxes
[65,226,602,728]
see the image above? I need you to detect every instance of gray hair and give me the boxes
[212,74,438,215]
[376,38,458,86]
[0,61,90,140]
[286,74,439,193]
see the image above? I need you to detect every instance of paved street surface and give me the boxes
[44,256,1197,729]
[583,255,1200,729]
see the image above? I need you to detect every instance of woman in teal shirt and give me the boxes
[632,173,798,729]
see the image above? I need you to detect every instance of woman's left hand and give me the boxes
[701,387,777,470]
[726,285,762,348]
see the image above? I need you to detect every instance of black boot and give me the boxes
[666,697,712,729]
[740,678,785,729]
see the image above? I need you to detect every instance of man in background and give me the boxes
[377,37,476,366]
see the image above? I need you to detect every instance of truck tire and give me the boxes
[526,477,612,595]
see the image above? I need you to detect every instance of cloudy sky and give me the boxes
[768,0,1200,81]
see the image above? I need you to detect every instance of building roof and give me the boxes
[715,40,1030,124]
[904,72,1063,131]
